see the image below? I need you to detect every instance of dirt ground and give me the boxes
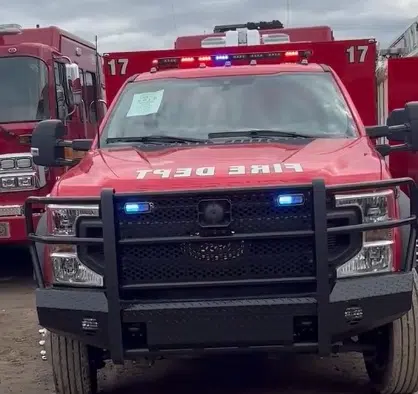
[0,247,374,394]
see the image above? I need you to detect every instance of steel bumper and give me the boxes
[36,271,413,361]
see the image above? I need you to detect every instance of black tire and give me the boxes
[365,269,418,394]
[49,332,98,394]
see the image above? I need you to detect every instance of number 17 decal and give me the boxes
[346,45,369,63]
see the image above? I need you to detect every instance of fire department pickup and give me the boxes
[26,50,418,394]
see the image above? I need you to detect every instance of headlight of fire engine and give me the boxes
[334,190,396,278]
[0,174,37,189]
[47,205,102,287]
[0,155,46,191]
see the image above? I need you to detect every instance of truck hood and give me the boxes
[55,137,383,196]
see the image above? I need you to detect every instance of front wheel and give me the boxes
[364,270,418,394]
[48,332,98,394]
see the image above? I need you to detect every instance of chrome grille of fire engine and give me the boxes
[78,189,359,288]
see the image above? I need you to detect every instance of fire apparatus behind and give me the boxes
[103,25,377,125]
[175,20,334,49]
[0,24,105,244]
[24,23,418,394]
[376,54,418,181]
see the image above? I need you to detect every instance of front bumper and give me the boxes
[36,272,413,358]
[26,177,418,363]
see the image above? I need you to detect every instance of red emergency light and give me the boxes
[151,49,312,71]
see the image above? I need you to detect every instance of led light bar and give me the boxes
[123,202,153,214]
[276,194,305,206]
[151,50,312,70]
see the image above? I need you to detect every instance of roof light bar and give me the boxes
[150,50,312,71]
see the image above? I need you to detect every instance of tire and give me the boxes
[49,332,98,394]
[364,269,418,394]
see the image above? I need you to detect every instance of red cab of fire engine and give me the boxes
[0,23,106,244]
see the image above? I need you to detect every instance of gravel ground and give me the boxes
[0,247,373,394]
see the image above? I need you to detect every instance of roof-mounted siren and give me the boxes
[0,23,22,36]
[261,33,290,45]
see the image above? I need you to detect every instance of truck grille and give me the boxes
[79,189,358,289]
[117,190,313,239]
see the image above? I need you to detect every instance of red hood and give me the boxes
[55,137,383,196]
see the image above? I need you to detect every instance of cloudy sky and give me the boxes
[2,0,417,52]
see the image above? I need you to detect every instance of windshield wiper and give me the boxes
[106,135,209,144]
[208,129,317,139]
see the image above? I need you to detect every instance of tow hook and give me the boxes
[38,327,50,361]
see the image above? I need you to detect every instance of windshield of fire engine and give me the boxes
[0,56,50,123]
[101,72,357,144]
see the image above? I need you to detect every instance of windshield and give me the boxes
[0,56,50,123]
[101,72,357,145]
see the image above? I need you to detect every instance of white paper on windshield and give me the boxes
[126,89,164,117]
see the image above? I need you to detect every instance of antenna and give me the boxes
[286,0,291,26]
[94,35,101,149]
[171,3,178,36]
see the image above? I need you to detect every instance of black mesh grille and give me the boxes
[118,237,348,286]
[78,189,356,288]
[116,190,313,239]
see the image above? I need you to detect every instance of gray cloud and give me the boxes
[1,0,416,51]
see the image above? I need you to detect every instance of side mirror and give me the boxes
[387,108,406,127]
[65,63,82,107]
[366,101,418,156]
[30,119,92,167]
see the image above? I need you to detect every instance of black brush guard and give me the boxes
[25,178,418,362]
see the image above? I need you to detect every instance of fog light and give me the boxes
[344,306,363,324]
[81,317,98,332]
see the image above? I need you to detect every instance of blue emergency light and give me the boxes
[123,202,152,214]
[276,194,304,206]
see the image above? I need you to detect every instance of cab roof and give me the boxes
[133,63,326,82]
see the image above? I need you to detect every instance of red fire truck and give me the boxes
[102,23,375,127]
[25,19,418,394]
[376,50,418,191]
[0,24,105,244]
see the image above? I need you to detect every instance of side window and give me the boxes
[85,71,98,123]
[54,61,70,120]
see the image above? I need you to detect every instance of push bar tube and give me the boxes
[24,177,418,360]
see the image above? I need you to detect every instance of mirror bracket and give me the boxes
[375,143,411,157]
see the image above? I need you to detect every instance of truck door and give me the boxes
[386,57,418,183]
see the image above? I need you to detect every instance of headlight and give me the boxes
[0,154,47,191]
[0,156,32,170]
[50,250,103,287]
[0,173,37,190]
[334,189,397,278]
[46,205,102,287]
[48,204,99,236]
